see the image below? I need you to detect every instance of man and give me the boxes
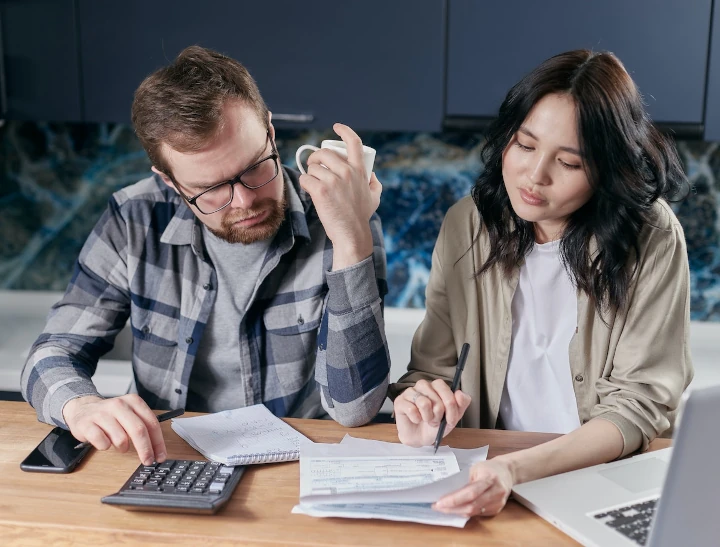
[21,46,389,466]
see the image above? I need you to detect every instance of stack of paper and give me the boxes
[292,436,489,527]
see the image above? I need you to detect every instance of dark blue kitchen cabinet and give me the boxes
[446,0,712,130]
[77,0,445,131]
[0,0,81,121]
[703,1,720,141]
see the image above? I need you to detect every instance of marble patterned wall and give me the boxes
[2,121,720,320]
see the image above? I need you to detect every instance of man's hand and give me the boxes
[394,379,472,447]
[298,123,382,270]
[62,394,167,465]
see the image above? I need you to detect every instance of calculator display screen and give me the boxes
[23,427,85,469]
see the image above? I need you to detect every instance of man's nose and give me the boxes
[230,182,256,209]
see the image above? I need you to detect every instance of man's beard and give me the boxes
[209,195,287,244]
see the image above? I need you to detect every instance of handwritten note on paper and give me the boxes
[171,404,312,465]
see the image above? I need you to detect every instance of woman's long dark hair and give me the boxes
[472,49,689,314]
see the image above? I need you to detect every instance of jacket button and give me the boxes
[142,325,150,334]
[175,388,182,394]
[185,337,193,344]
[297,315,304,325]
[575,374,584,382]
[203,283,211,290]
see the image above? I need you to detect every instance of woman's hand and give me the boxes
[433,458,515,517]
[394,379,472,447]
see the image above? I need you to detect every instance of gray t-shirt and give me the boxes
[186,226,270,412]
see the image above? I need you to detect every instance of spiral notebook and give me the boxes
[171,404,313,465]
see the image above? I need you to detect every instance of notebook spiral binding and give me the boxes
[228,449,301,465]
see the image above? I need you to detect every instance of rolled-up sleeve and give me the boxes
[592,218,693,457]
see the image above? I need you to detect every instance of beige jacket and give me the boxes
[389,197,693,457]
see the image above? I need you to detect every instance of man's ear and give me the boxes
[152,166,177,192]
[268,111,275,141]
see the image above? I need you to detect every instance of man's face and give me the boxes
[154,101,286,244]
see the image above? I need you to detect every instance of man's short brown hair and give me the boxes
[131,45,269,178]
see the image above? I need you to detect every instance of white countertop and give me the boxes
[2,290,719,403]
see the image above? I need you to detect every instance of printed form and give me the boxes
[293,436,489,527]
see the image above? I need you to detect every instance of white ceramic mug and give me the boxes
[295,140,376,182]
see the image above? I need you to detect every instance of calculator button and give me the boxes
[190,487,205,494]
[208,482,225,493]
[131,478,146,485]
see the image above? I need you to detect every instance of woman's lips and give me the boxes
[519,188,546,206]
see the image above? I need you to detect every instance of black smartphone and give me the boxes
[20,427,92,473]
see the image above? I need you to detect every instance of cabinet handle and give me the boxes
[272,113,315,123]
[0,10,6,125]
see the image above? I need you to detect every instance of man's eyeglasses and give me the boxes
[171,132,280,215]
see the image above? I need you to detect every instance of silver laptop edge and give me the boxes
[512,384,720,547]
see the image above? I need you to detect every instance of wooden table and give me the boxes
[0,401,670,546]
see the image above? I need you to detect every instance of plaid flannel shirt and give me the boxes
[21,168,390,428]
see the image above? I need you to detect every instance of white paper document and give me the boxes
[292,436,489,527]
[171,404,312,465]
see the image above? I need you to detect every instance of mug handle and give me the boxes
[295,144,320,175]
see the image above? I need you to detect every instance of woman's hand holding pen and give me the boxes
[394,379,472,447]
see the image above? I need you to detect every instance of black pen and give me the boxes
[73,408,185,450]
[433,343,470,454]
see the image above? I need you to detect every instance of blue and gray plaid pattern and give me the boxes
[21,167,389,428]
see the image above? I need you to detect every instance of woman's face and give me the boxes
[501,93,593,243]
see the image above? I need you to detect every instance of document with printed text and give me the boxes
[292,436,489,527]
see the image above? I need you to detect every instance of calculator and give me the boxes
[101,459,245,513]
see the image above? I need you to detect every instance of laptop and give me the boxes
[512,384,720,546]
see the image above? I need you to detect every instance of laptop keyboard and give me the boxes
[591,497,659,546]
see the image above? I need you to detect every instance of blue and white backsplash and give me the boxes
[2,122,720,320]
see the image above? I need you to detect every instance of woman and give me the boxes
[389,49,693,517]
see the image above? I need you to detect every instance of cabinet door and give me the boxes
[0,0,81,121]
[446,0,711,125]
[703,2,720,141]
[77,0,444,131]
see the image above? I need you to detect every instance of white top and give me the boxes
[498,239,582,434]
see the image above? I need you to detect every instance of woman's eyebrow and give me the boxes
[518,126,582,156]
